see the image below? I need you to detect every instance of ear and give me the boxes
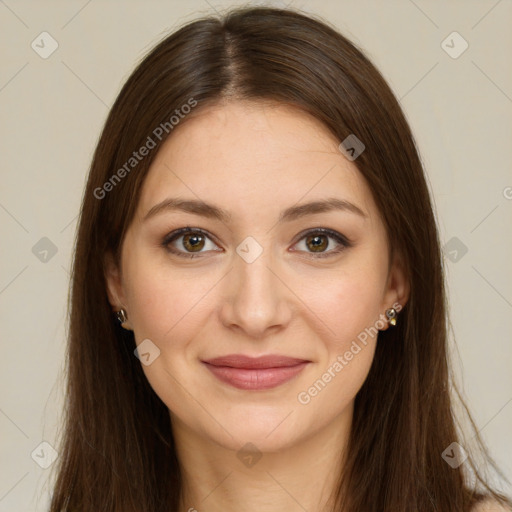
[380,250,410,331]
[103,251,126,311]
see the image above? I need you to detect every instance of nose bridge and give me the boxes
[220,238,291,337]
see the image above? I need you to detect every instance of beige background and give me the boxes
[1,0,511,510]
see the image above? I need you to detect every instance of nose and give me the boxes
[218,245,293,339]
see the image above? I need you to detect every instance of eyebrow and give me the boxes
[143,197,367,224]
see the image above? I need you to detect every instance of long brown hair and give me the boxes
[49,6,511,511]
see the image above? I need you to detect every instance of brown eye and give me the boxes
[292,228,351,258]
[162,228,221,258]
[305,234,329,253]
[182,233,205,252]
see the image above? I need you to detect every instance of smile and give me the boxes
[201,354,310,390]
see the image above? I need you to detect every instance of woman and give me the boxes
[49,6,511,512]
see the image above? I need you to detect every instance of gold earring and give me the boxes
[385,307,397,326]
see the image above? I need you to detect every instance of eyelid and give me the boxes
[162,227,351,258]
[289,227,351,258]
[161,227,222,258]
[291,227,351,247]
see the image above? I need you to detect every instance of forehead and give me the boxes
[136,100,378,225]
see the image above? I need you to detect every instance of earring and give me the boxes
[385,307,397,326]
[115,308,128,325]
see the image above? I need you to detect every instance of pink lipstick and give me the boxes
[201,354,310,390]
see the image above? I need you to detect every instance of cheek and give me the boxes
[122,252,217,349]
[122,257,213,413]
[302,260,386,350]
[295,269,383,415]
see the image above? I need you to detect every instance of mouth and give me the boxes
[201,354,311,390]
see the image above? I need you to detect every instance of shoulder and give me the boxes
[472,498,512,512]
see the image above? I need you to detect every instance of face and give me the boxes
[105,100,409,453]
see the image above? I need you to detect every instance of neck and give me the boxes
[172,406,352,512]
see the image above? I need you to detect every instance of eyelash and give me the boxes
[161,227,352,259]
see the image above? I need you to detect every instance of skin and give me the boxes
[105,100,410,512]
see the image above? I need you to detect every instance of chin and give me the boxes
[207,405,310,453]
[219,426,302,455]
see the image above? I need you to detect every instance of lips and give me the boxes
[203,354,308,369]
[201,354,310,390]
